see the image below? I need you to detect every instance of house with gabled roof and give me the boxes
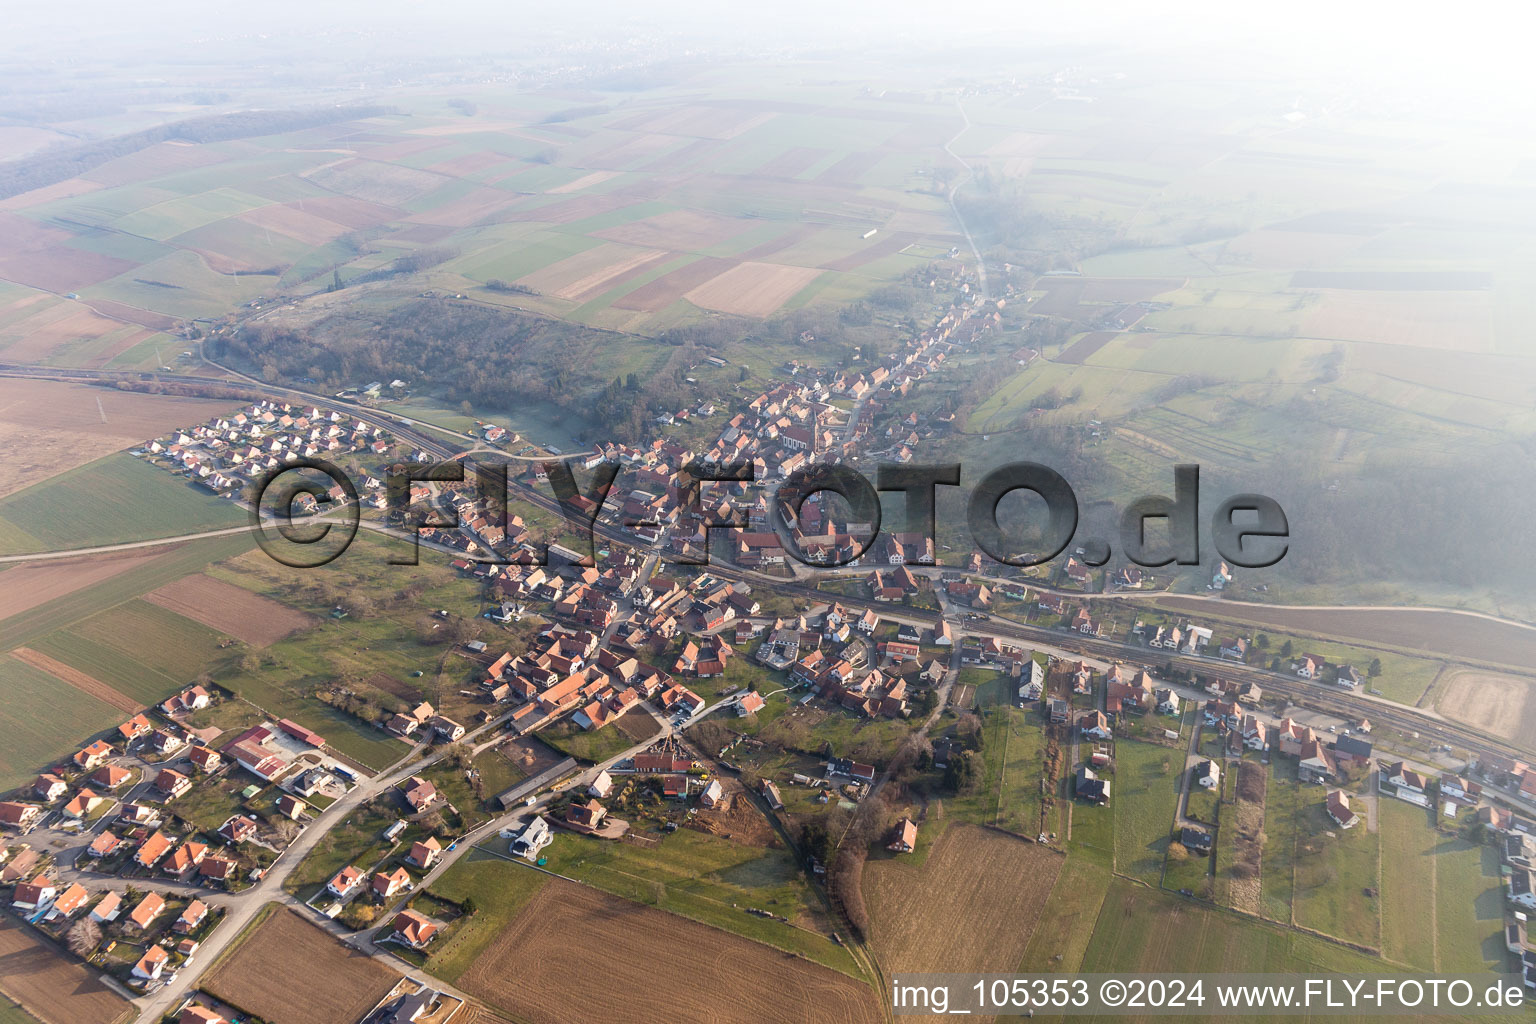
[328,865,364,899]
[87,831,123,858]
[373,866,413,900]
[1326,790,1358,828]
[0,802,41,831]
[127,891,165,931]
[133,944,169,981]
[74,740,114,770]
[390,909,440,949]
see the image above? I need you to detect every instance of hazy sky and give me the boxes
[3,0,1519,114]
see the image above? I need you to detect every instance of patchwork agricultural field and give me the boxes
[0,81,966,355]
[455,876,882,1024]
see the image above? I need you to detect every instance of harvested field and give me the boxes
[0,549,162,620]
[0,304,127,363]
[546,170,621,194]
[281,194,402,230]
[407,187,526,228]
[427,151,517,178]
[1056,331,1117,365]
[685,261,822,316]
[458,878,880,1024]
[0,178,103,211]
[144,573,315,646]
[204,908,399,1024]
[303,159,449,207]
[0,213,72,253]
[74,298,177,330]
[0,245,135,293]
[80,141,231,188]
[517,243,670,302]
[611,256,734,312]
[1148,596,1536,669]
[755,146,828,177]
[815,151,884,185]
[736,224,819,261]
[822,231,922,273]
[506,193,631,225]
[497,734,567,777]
[10,647,141,713]
[236,203,353,246]
[596,209,750,250]
[1302,291,1492,350]
[0,919,133,1024]
[864,824,1062,1023]
[1227,761,1266,915]
[366,671,423,701]
[1291,270,1494,290]
[1436,670,1536,746]
[0,379,239,497]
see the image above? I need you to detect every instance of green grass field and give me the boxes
[531,823,858,975]
[33,599,227,704]
[0,453,245,555]
[1290,794,1380,949]
[1082,878,1394,978]
[1378,798,1440,969]
[0,654,124,790]
[1020,853,1112,973]
[420,852,551,984]
[1112,739,1182,884]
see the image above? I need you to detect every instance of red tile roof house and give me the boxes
[74,740,115,770]
[155,768,192,801]
[32,774,67,802]
[175,899,209,934]
[218,815,260,845]
[90,764,132,789]
[180,1006,227,1024]
[400,776,439,813]
[50,882,89,919]
[1326,790,1359,829]
[62,788,105,819]
[87,831,123,858]
[390,909,440,949]
[135,830,175,870]
[90,891,122,923]
[373,866,413,900]
[127,891,166,931]
[199,857,236,884]
[406,837,442,870]
[133,944,169,981]
[328,865,365,899]
[163,840,209,879]
[11,878,57,910]
[887,818,919,853]
[0,802,42,831]
[274,794,307,820]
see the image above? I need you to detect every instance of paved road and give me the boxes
[943,97,990,302]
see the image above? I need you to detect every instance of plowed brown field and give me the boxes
[459,879,881,1024]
